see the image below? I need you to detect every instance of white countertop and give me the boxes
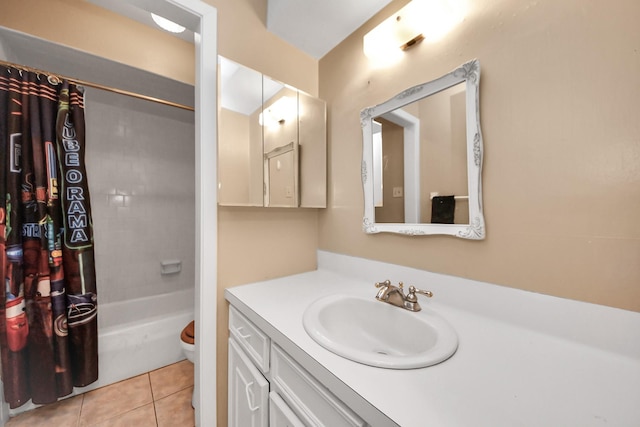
[225,251,640,427]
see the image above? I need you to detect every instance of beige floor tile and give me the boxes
[5,394,83,427]
[154,387,195,427]
[79,374,153,426]
[87,403,157,427]
[6,363,195,427]
[149,360,194,400]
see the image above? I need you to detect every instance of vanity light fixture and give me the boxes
[151,13,186,34]
[363,0,465,65]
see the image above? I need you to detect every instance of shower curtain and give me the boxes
[0,66,98,409]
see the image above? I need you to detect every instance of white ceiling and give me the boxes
[88,0,392,59]
[266,0,393,59]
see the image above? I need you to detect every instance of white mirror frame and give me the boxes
[360,59,485,239]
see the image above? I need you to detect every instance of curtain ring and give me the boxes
[48,75,61,85]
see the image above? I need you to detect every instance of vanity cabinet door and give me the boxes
[228,337,269,427]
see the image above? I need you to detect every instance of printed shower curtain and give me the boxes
[0,67,98,408]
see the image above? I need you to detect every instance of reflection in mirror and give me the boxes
[419,81,468,224]
[361,59,484,239]
[218,56,263,206]
[262,77,299,207]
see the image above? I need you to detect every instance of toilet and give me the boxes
[180,320,197,407]
[180,320,195,363]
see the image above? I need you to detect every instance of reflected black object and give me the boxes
[431,196,455,224]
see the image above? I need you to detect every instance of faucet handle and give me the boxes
[375,280,391,288]
[403,285,434,312]
[406,285,433,303]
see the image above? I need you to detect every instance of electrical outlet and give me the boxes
[393,187,403,198]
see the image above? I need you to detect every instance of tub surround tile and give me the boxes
[149,359,194,400]
[154,387,195,427]
[6,395,82,427]
[86,91,195,308]
[79,374,153,426]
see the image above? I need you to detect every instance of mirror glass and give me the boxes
[218,56,327,208]
[218,56,263,206]
[361,59,485,239]
[262,76,299,207]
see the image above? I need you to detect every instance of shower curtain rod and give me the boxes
[0,59,195,112]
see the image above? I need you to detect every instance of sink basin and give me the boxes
[303,294,458,369]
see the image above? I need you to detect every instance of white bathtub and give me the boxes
[87,288,195,390]
[3,289,194,418]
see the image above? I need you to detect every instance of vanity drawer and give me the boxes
[269,391,305,427]
[229,306,270,373]
[271,344,366,427]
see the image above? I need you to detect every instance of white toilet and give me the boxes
[180,321,197,407]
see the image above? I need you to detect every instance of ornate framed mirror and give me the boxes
[360,59,485,239]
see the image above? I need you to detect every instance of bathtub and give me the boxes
[87,288,195,390]
[3,289,194,418]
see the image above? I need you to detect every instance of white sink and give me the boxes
[303,294,458,369]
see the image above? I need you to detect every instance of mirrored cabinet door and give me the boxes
[218,56,264,206]
[299,91,327,208]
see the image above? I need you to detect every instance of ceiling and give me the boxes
[87,0,393,59]
[266,0,393,59]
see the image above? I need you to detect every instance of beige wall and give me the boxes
[319,0,640,312]
[1,1,319,425]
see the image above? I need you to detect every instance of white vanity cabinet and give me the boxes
[228,305,368,427]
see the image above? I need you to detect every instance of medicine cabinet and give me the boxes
[218,56,327,208]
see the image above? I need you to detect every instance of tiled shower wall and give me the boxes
[85,89,195,305]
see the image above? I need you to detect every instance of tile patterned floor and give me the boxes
[6,360,194,427]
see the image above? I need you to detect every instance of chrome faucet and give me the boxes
[375,280,406,307]
[374,280,433,312]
